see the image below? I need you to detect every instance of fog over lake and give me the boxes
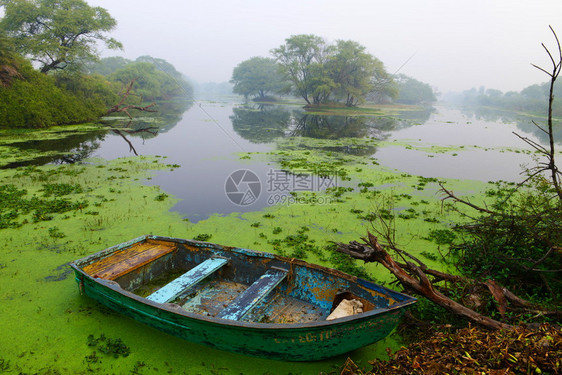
[85,0,562,93]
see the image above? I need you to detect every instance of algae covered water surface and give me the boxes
[0,101,555,374]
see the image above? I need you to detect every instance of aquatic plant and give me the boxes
[193,233,212,241]
[48,226,66,239]
[0,183,88,228]
[87,333,131,359]
[155,193,169,201]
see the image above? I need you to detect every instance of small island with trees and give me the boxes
[231,34,436,108]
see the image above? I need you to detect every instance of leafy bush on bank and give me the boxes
[0,58,117,128]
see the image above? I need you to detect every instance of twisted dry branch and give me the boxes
[335,233,560,330]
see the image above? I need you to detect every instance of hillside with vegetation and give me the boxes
[0,0,192,129]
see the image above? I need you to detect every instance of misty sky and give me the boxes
[85,0,562,93]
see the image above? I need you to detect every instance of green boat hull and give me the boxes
[71,235,415,361]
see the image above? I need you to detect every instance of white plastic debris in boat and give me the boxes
[326,299,364,320]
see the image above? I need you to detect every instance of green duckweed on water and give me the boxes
[0,124,106,168]
[302,104,420,117]
[0,128,505,374]
[0,153,395,374]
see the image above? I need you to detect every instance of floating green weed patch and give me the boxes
[0,156,210,374]
[193,233,212,241]
[86,333,131,359]
[155,192,169,201]
[302,104,416,117]
[230,136,494,282]
[41,183,84,197]
[0,182,88,228]
[0,124,103,144]
[0,145,65,167]
[0,124,107,167]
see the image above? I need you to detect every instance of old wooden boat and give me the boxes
[70,235,416,361]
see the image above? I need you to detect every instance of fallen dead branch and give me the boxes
[106,79,158,119]
[104,79,160,155]
[335,232,560,330]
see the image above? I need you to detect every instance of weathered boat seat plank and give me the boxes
[146,257,229,304]
[217,267,288,321]
[83,241,177,280]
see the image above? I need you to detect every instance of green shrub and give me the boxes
[453,177,562,302]
[0,58,117,128]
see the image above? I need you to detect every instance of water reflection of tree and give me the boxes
[287,114,386,156]
[290,113,396,140]
[230,104,438,155]
[230,105,291,143]
[461,106,561,146]
[105,99,194,139]
[393,107,434,127]
[1,131,106,168]
[1,99,195,168]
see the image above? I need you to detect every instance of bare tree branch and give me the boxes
[104,122,158,156]
[531,120,549,135]
[335,233,561,329]
[106,79,158,119]
[530,63,552,76]
[439,183,495,214]
[112,129,138,156]
[525,26,562,200]
[512,132,550,154]
[336,234,513,330]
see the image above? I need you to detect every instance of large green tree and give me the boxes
[0,0,122,73]
[395,74,436,105]
[272,35,396,106]
[88,56,193,101]
[230,56,286,100]
[0,31,22,86]
[328,40,386,107]
[136,55,193,98]
[86,56,131,76]
[0,57,117,128]
[109,62,183,101]
[368,71,399,104]
[271,34,334,105]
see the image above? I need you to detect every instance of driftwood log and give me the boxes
[336,232,560,330]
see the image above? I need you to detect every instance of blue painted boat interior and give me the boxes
[79,236,410,324]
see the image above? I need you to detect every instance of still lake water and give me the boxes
[21,98,556,222]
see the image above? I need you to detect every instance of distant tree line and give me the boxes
[230,34,436,107]
[446,83,562,117]
[0,0,192,129]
